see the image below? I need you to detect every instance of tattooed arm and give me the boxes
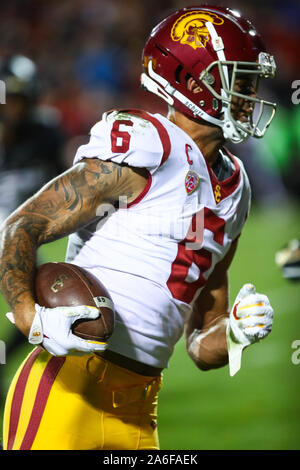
[0,158,148,336]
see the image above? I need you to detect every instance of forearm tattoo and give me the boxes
[0,160,130,311]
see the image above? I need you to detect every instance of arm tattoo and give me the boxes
[0,159,134,313]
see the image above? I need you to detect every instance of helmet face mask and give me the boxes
[141,6,277,144]
[200,53,276,143]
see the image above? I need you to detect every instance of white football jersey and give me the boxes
[66,109,251,368]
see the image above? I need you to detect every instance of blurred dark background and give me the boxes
[0,0,299,215]
[0,1,299,450]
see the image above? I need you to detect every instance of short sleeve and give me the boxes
[73,110,167,171]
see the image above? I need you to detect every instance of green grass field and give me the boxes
[0,203,299,450]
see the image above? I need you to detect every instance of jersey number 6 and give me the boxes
[111,120,133,153]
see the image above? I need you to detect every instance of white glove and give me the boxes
[226,283,274,376]
[27,303,108,356]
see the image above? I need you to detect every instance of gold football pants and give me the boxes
[3,347,162,450]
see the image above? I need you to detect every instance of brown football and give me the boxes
[35,262,115,342]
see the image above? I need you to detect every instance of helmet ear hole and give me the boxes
[185,73,192,85]
[174,65,183,84]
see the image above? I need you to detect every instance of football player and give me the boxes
[276,239,300,281]
[0,6,275,450]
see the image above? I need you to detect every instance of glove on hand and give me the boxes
[27,303,107,356]
[226,283,274,376]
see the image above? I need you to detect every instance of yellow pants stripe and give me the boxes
[3,349,162,450]
[5,347,42,449]
[20,354,65,449]
[4,347,65,450]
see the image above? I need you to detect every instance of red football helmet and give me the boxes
[141,5,276,144]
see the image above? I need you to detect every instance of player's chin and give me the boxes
[208,118,225,141]
[214,126,225,141]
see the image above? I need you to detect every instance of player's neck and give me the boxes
[168,110,225,167]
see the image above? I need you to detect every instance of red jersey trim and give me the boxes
[204,147,241,203]
[117,109,171,167]
[127,170,152,208]
[114,109,170,209]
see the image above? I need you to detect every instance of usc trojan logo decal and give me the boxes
[171,11,224,50]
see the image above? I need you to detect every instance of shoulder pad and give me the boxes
[74,109,171,171]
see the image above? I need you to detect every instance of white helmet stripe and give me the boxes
[205,21,229,89]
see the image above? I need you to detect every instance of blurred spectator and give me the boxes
[0,0,298,201]
[0,54,66,222]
